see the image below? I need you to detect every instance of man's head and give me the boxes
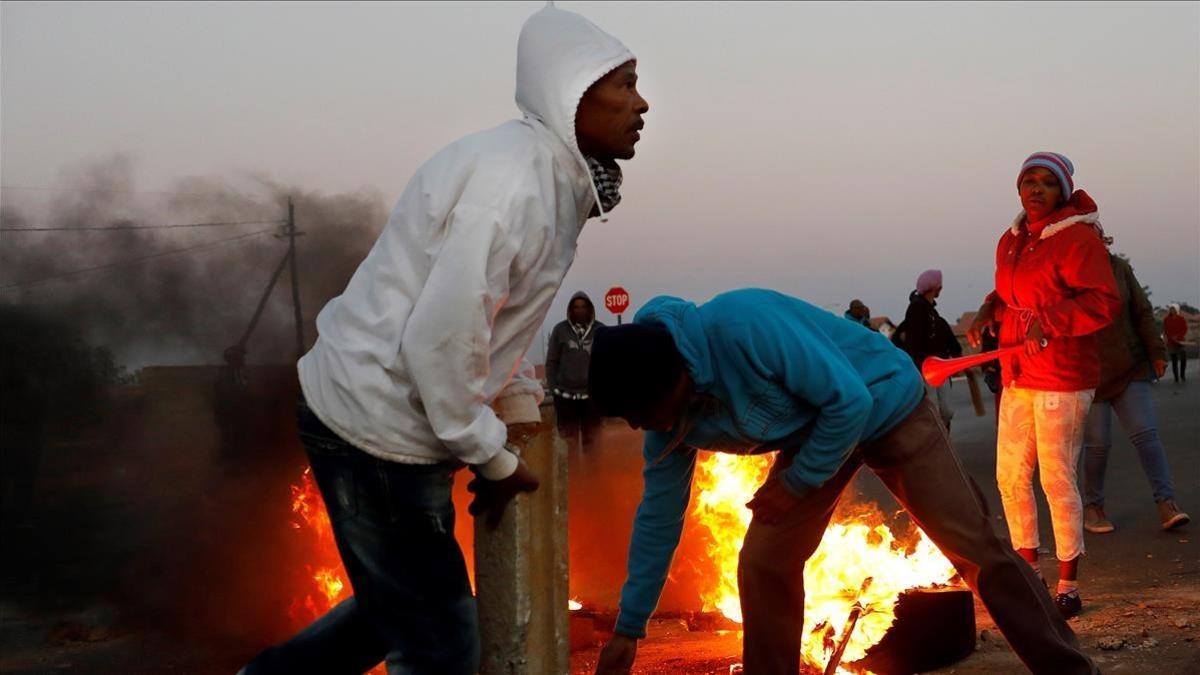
[589,323,692,431]
[515,7,640,163]
[1018,152,1074,221]
[848,299,869,320]
[1169,304,1180,316]
[576,60,648,161]
[568,293,594,325]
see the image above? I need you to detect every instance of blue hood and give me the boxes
[634,296,715,392]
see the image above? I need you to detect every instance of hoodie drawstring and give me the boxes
[591,179,608,222]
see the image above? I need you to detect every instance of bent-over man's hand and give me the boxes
[595,633,637,675]
[746,475,801,525]
[468,455,540,528]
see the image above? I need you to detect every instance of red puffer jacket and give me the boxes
[988,190,1121,391]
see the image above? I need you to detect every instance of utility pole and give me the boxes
[287,197,305,360]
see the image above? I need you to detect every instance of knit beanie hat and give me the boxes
[588,323,686,419]
[1018,152,1075,197]
[916,269,943,293]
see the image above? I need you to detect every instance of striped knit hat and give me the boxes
[1018,152,1074,197]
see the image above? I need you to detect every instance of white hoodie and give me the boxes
[297,6,634,479]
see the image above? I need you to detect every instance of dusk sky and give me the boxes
[3,1,1198,364]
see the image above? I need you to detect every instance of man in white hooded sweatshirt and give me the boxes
[242,5,647,674]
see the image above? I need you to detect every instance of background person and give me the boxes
[1164,304,1189,383]
[546,292,605,454]
[1082,251,1190,533]
[844,299,871,328]
[893,268,962,429]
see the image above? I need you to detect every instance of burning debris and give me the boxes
[689,452,966,673]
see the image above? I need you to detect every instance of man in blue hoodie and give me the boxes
[589,289,1096,675]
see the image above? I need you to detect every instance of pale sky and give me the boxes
[3,1,1198,362]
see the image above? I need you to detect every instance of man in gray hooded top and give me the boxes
[242,4,647,674]
[546,291,606,453]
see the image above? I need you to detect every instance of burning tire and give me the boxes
[849,585,976,674]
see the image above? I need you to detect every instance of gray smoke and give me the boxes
[0,157,396,655]
[1,156,388,368]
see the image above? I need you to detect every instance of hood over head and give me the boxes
[633,296,715,391]
[516,4,635,216]
[567,290,595,320]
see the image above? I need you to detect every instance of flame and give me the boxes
[690,452,959,672]
[569,598,583,611]
[287,467,352,622]
[691,452,773,623]
[288,467,387,675]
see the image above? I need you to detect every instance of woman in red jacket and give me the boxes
[968,152,1120,619]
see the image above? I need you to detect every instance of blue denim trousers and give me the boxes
[1082,379,1176,507]
[245,398,479,675]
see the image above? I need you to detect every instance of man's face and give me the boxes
[1018,167,1063,221]
[576,61,649,161]
[569,299,591,324]
[624,372,691,432]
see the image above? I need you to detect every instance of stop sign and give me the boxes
[604,286,630,315]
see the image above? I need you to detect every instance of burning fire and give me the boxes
[569,598,583,611]
[288,467,352,623]
[288,467,387,675]
[691,452,773,623]
[691,452,959,672]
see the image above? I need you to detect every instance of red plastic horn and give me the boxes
[921,345,1023,387]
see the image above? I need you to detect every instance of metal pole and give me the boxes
[287,197,305,360]
[237,248,292,348]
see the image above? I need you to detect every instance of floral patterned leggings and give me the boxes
[996,386,1095,561]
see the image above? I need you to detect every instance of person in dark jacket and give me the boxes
[894,269,962,428]
[546,292,605,453]
[1082,252,1190,533]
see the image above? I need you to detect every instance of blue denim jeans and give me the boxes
[245,398,479,675]
[1082,379,1176,507]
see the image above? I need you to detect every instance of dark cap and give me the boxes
[588,323,685,419]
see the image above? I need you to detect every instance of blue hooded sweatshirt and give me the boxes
[614,289,924,638]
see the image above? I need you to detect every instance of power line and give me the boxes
[0,184,221,198]
[0,227,278,292]
[0,219,285,232]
